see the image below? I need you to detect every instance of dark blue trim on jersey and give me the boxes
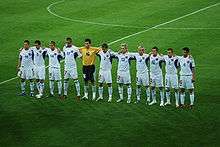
[74,52,78,59]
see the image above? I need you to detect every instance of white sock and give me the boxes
[84,85,89,97]
[118,86,123,99]
[127,85,132,101]
[49,81,54,95]
[175,91,179,106]
[36,82,40,92]
[159,89,164,103]
[166,91,170,103]
[30,82,34,93]
[98,86,103,98]
[151,89,156,101]
[74,80,80,96]
[180,93,185,105]
[92,85,96,98]
[64,80,69,96]
[57,81,62,95]
[190,92,195,105]
[21,81,26,93]
[108,86,112,98]
[136,87,141,101]
[146,87,150,100]
[39,82,44,94]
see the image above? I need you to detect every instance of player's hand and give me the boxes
[192,78,195,83]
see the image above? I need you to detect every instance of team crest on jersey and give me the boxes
[28,53,31,56]
[125,56,128,59]
[39,50,42,53]
[86,52,90,56]
[187,61,190,63]
[71,50,74,53]
[171,59,174,61]
[156,58,158,61]
[106,55,109,58]
[142,57,145,60]
[54,53,57,55]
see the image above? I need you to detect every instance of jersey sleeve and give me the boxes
[191,57,195,67]
[76,48,82,58]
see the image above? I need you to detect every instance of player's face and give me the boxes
[138,48,144,55]
[66,40,72,46]
[23,42,29,49]
[35,43,41,49]
[85,41,91,49]
[183,50,189,57]
[167,50,173,57]
[152,49,157,56]
[102,47,108,53]
[50,43,55,50]
[121,46,128,54]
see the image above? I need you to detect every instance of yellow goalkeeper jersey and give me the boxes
[80,47,100,66]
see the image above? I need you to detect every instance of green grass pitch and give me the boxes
[0,0,220,146]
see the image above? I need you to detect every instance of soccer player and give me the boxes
[178,47,195,108]
[45,41,63,98]
[31,40,47,98]
[17,40,35,96]
[96,43,115,102]
[132,46,150,104]
[163,48,179,107]
[80,38,100,100]
[63,37,81,99]
[149,46,165,106]
[115,43,134,103]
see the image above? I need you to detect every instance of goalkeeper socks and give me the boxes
[180,93,185,105]
[84,85,89,97]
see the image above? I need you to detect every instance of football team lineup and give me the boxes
[0,0,219,146]
[0,1,219,86]
[17,38,195,108]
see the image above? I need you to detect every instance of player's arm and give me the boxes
[191,57,196,82]
[17,54,22,72]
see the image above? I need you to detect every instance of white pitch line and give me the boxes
[0,2,219,85]
[46,0,147,29]
[156,27,220,30]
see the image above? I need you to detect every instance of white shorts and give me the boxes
[49,67,61,81]
[150,73,163,87]
[117,71,131,84]
[136,72,149,86]
[165,74,178,89]
[19,67,34,80]
[179,75,194,89]
[34,66,45,80]
[98,70,112,84]
[64,68,78,80]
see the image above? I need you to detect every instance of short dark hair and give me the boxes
[24,40,30,45]
[50,41,56,45]
[66,37,72,42]
[167,48,173,52]
[182,47,190,52]
[152,46,158,51]
[85,38,91,44]
[101,43,108,49]
[35,40,41,45]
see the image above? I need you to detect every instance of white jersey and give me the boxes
[98,50,115,71]
[19,48,34,69]
[46,48,63,68]
[163,55,178,75]
[178,55,195,76]
[150,54,163,75]
[31,46,46,67]
[133,53,149,74]
[63,45,81,70]
[115,53,134,73]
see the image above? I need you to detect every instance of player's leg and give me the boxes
[20,78,26,96]
[143,74,150,103]
[107,83,113,102]
[126,84,132,104]
[36,66,46,98]
[29,79,34,97]
[97,72,104,101]
[55,68,62,97]
[165,74,171,105]
[117,83,124,103]
[157,74,165,107]
[90,65,96,101]
[63,70,70,98]
[159,87,164,107]
[82,66,89,99]
[136,76,141,103]
[179,76,186,107]
[187,75,195,108]
[149,76,157,105]
[36,79,40,93]
[73,78,81,99]
[97,83,104,101]
[26,68,35,97]
[174,88,179,107]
